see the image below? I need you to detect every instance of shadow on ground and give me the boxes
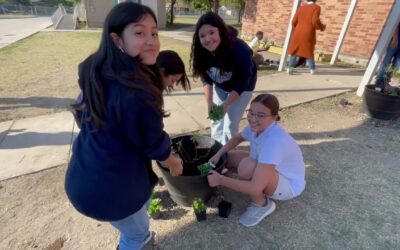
[0,96,75,109]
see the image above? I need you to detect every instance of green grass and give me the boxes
[0,31,101,94]
[165,16,199,30]
[159,35,192,70]
[0,30,273,96]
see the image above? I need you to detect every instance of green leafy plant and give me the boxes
[208,104,224,121]
[197,162,214,176]
[192,197,206,213]
[382,66,400,96]
[147,198,162,215]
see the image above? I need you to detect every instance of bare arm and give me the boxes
[223,90,240,112]
[209,133,246,164]
[203,84,213,112]
[208,163,276,196]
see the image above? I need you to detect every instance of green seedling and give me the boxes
[208,104,224,121]
[147,198,162,215]
[197,162,214,176]
[193,197,206,213]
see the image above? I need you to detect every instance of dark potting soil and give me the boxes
[171,136,224,176]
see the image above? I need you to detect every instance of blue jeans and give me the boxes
[288,55,315,70]
[212,85,253,145]
[110,199,150,250]
[376,46,400,82]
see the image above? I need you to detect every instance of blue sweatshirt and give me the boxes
[65,78,171,221]
[201,38,257,94]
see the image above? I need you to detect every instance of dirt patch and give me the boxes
[1,92,399,249]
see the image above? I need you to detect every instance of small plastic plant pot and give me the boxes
[218,200,232,218]
[194,210,207,222]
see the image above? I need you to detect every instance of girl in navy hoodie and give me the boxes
[65,3,182,249]
[190,12,257,145]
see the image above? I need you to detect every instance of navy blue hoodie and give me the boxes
[65,61,170,221]
[201,38,257,94]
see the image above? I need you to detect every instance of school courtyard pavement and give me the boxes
[0,67,364,181]
[0,17,52,48]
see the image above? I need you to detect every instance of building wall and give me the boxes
[85,0,166,29]
[142,0,166,29]
[85,0,113,28]
[242,0,395,63]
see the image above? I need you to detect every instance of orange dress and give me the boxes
[288,3,325,59]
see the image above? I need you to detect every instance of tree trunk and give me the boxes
[169,0,176,25]
[238,2,244,23]
[212,0,220,13]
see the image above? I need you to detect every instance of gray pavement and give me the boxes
[0,67,363,180]
[0,17,52,48]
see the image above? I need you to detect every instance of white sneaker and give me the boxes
[310,69,315,75]
[239,199,276,227]
[287,67,294,75]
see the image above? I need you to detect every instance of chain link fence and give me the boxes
[0,4,73,17]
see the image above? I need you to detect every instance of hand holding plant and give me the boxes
[208,103,224,121]
[207,170,222,187]
[197,162,214,176]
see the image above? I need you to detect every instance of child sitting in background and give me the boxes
[248,31,269,67]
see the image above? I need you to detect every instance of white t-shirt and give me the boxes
[249,37,260,50]
[241,122,305,196]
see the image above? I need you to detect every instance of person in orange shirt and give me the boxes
[287,0,326,75]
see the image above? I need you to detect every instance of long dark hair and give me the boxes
[157,50,190,91]
[190,12,234,78]
[73,2,165,129]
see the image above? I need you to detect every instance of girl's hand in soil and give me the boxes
[207,170,222,187]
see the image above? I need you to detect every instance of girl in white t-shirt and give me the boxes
[208,93,305,227]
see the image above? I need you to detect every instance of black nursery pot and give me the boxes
[194,210,207,222]
[156,135,227,206]
[363,85,400,120]
[218,200,232,218]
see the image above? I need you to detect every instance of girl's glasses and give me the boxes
[245,109,271,120]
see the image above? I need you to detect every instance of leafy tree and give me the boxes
[184,0,220,13]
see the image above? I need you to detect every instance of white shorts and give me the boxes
[269,174,295,201]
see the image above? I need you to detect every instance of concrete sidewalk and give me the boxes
[0,17,52,48]
[0,67,364,180]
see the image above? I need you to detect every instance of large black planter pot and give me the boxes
[157,135,227,206]
[363,85,400,120]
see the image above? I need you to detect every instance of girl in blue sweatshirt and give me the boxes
[190,12,257,145]
[65,3,183,249]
